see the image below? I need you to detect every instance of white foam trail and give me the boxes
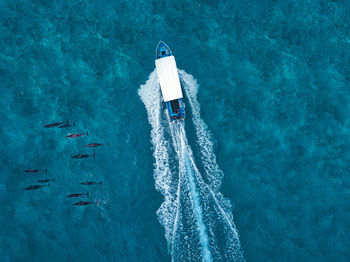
[139,70,244,262]
[182,130,212,262]
[138,70,177,247]
[180,71,244,260]
[139,72,212,259]
[173,124,213,262]
[179,70,223,191]
[175,123,243,261]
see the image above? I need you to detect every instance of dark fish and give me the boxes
[85,142,109,147]
[85,143,102,147]
[66,192,89,198]
[59,121,75,128]
[44,122,63,128]
[71,153,95,159]
[37,179,55,183]
[73,200,98,206]
[24,185,48,191]
[80,181,102,186]
[66,132,88,138]
[24,169,47,173]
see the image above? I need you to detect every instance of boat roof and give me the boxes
[155,41,172,59]
[155,55,183,102]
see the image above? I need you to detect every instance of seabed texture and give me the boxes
[1,1,350,261]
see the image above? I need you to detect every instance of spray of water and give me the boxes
[169,122,213,262]
[179,70,223,191]
[138,70,177,247]
[139,70,244,262]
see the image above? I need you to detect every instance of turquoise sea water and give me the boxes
[1,0,350,261]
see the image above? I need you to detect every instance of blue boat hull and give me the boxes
[156,41,172,59]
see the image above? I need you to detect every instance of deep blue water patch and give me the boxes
[0,0,350,261]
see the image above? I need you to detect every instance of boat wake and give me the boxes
[139,70,244,262]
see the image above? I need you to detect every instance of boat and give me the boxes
[155,41,186,121]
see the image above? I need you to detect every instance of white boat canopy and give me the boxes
[155,56,183,102]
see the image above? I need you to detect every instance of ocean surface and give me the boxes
[1,0,350,261]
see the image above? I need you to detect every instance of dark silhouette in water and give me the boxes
[85,143,103,147]
[80,181,102,186]
[71,153,95,159]
[24,185,48,191]
[66,132,88,138]
[43,122,63,128]
[37,179,55,183]
[66,192,89,198]
[58,121,75,128]
[24,169,47,173]
[73,200,98,206]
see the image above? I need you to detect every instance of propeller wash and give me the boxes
[138,42,244,262]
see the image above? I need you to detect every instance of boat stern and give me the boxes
[165,98,186,122]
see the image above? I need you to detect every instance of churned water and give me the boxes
[1,0,350,261]
[139,70,243,261]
